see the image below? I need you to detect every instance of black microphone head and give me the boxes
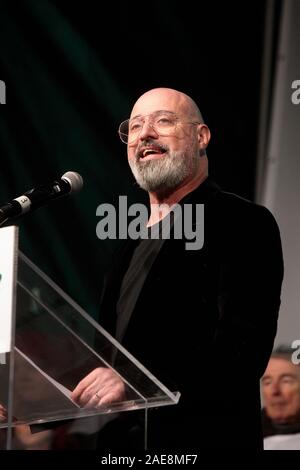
[61,171,83,193]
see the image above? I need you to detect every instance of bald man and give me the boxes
[73,88,284,450]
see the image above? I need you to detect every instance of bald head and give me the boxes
[131,88,204,123]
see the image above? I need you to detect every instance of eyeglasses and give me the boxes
[118,110,200,145]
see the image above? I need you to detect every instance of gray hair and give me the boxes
[271,344,298,363]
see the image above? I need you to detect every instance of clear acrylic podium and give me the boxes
[0,240,180,450]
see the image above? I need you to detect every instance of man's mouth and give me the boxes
[138,146,167,161]
[270,401,287,408]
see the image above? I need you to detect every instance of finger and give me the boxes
[71,381,88,402]
[73,375,117,404]
[81,393,100,410]
[74,381,99,406]
[98,389,124,406]
[71,367,107,401]
[71,375,95,401]
[78,379,114,407]
[0,404,7,421]
[96,383,126,406]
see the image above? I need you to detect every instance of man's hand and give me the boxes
[0,404,7,423]
[70,367,126,409]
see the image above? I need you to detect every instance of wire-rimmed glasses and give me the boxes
[118,110,200,145]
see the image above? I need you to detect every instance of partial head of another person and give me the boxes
[262,346,300,426]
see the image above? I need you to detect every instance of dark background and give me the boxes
[0,0,281,318]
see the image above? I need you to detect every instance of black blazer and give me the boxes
[98,177,284,450]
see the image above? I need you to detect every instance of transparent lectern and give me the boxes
[0,226,180,450]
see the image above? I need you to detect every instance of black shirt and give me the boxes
[115,219,168,342]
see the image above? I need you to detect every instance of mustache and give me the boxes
[135,140,169,160]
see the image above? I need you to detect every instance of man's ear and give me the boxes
[197,124,211,150]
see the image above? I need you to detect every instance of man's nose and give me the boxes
[270,382,281,395]
[138,120,159,141]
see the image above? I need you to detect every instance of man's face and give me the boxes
[262,357,300,424]
[126,90,200,193]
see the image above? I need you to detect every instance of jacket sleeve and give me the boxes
[214,204,284,379]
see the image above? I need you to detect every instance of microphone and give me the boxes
[0,171,83,225]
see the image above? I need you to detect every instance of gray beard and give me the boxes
[128,146,199,193]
